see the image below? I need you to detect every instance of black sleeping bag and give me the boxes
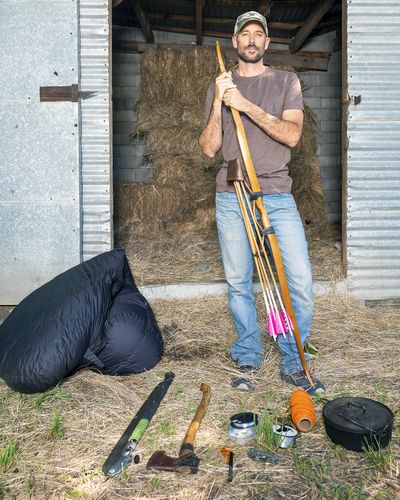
[96,283,163,375]
[0,249,163,393]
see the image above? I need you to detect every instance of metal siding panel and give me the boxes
[0,1,80,304]
[346,0,400,299]
[79,0,112,260]
[0,204,80,304]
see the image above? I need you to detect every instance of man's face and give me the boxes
[232,22,270,63]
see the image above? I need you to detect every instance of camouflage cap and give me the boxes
[233,11,268,36]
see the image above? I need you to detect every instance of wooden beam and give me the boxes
[150,25,290,44]
[260,49,330,71]
[147,13,302,31]
[196,0,203,46]
[258,1,272,19]
[289,0,335,53]
[128,0,154,43]
[113,40,331,71]
[272,0,317,4]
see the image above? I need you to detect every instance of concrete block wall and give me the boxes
[112,26,342,223]
[301,50,342,223]
[112,26,148,183]
[112,48,149,182]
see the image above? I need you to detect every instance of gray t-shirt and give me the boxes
[203,67,303,194]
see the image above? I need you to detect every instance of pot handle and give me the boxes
[347,401,366,413]
[340,414,389,436]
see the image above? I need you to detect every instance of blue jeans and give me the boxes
[216,192,312,374]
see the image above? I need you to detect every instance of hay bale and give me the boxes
[116,47,328,242]
[290,104,326,227]
[139,47,221,105]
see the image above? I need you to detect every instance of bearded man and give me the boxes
[199,11,325,394]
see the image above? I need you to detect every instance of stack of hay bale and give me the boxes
[114,47,326,243]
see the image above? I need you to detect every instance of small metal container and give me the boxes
[272,424,298,448]
[228,412,259,445]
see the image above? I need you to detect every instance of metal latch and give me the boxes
[40,84,97,102]
[343,94,362,106]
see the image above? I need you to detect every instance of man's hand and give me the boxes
[214,71,237,103]
[223,88,251,113]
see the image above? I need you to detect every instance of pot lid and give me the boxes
[323,397,393,435]
[230,412,259,429]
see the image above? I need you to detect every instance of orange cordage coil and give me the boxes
[290,388,316,432]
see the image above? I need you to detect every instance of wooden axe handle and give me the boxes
[180,383,211,450]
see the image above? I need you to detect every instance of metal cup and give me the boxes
[272,424,298,448]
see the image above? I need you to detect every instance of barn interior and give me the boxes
[110,0,343,287]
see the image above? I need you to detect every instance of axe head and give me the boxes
[147,450,200,475]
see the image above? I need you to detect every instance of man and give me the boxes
[199,11,325,394]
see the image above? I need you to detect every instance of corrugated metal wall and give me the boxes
[0,0,81,304]
[346,0,400,299]
[0,0,112,304]
[80,0,113,260]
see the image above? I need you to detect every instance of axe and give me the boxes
[146,382,211,474]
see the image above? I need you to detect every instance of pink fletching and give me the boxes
[267,309,293,336]
[281,310,293,331]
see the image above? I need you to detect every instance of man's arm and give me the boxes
[198,99,223,158]
[222,88,303,148]
[199,72,236,158]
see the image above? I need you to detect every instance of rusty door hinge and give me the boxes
[40,84,97,102]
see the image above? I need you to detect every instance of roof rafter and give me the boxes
[150,25,290,44]
[196,0,203,45]
[113,40,331,71]
[257,0,273,19]
[147,13,302,31]
[127,0,154,43]
[289,0,335,53]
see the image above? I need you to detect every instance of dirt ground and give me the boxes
[0,293,398,500]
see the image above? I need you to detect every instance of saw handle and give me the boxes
[179,383,211,455]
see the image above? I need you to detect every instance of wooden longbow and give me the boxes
[216,41,313,385]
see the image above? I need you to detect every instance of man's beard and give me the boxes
[237,45,265,63]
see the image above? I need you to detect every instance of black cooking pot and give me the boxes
[323,397,394,452]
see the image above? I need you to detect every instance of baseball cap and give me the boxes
[234,11,268,36]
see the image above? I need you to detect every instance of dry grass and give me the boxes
[1,294,399,499]
[115,222,343,286]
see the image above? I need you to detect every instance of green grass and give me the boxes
[157,417,177,437]
[64,487,88,499]
[293,452,366,499]
[362,441,392,473]
[255,411,280,452]
[173,385,183,397]
[150,474,163,491]
[313,392,330,405]
[48,409,65,439]
[0,388,13,406]
[23,471,34,496]
[34,386,70,408]
[0,442,17,469]
[263,387,278,400]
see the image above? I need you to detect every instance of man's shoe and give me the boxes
[231,377,254,391]
[280,370,326,396]
[238,364,260,375]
